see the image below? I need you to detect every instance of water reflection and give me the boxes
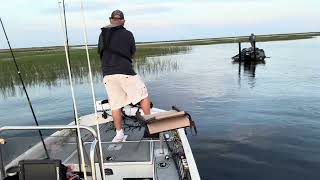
[0,46,190,98]
[233,61,265,88]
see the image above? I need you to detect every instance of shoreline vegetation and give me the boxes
[0,32,319,52]
[0,43,190,97]
[0,31,319,97]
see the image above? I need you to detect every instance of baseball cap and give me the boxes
[110,10,124,19]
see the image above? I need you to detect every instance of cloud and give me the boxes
[123,3,177,16]
[43,0,112,14]
[1,0,320,48]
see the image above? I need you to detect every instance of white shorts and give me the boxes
[103,74,148,110]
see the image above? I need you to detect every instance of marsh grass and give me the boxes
[1,32,319,97]
[136,32,320,46]
[0,46,190,97]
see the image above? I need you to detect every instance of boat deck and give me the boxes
[1,109,186,180]
[52,115,180,180]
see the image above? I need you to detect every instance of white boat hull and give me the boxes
[0,105,201,180]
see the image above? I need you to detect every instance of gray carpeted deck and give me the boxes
[63,116,180,179]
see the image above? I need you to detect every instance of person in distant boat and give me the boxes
[249,33,256,48]
[98,10,151,142]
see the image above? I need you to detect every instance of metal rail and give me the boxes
[90,139,98,180]
[0,125,97,138]
[0,125,102,180]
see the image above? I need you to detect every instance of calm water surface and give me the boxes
[1,38,320,180]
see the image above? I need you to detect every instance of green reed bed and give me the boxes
[0,46,190,97]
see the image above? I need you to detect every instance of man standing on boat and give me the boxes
[98,10,151,142]
[249,33,256,48]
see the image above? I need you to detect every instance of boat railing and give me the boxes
[0,125,103,180]
[89,138,99,180]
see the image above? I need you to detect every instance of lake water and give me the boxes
[1,37,320,179]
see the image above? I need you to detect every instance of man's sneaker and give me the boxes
[112,134,128,142]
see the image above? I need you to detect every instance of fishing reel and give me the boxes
[100,99,110,119]
[102,110,108,119]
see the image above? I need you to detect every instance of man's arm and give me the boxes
[129,32,136,59]
[97,33,104,58]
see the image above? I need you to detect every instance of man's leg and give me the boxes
[112,108,125,142]
[140,96,151,115]
[104,75,126,142]
[123,75,151,115]
[112,109,122,130]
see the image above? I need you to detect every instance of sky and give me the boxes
[0,0,319,48]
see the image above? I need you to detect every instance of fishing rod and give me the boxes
[59,0,88,179]
[0,17,50,159]
[57,0,83,173]
[79,1,106,179]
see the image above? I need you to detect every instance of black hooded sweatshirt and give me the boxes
[98,25,136,76]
